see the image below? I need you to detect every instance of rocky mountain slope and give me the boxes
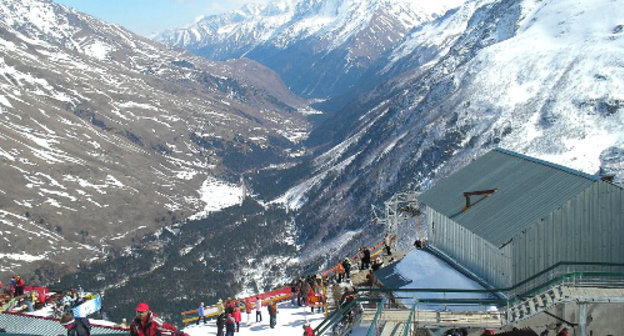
[2,0,623,322]
[276,0,624,263]
[0,0,310,281]
[155,0,464,98]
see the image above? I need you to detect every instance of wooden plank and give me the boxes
[545,292,553,305]
[561,286,572,298]
[380,322,398,336]
[535,295,544,307]
[553,287,561,301]
[528,299,536,314]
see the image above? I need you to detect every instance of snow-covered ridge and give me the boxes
[155,0,468,98]
[157,0,464,51]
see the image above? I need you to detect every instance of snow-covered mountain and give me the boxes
[2,0,623,321]
[279,0,624,261]
[0,0,311,281]
[155,0,464,98]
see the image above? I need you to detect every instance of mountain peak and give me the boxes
[155,0,465,98]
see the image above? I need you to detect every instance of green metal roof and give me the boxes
[418,148,599,247]
[0,313,128,336]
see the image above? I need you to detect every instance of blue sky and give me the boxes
[52,0,270,37]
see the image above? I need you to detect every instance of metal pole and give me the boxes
[578,302,587,336]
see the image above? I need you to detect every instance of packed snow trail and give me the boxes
[182,301,325,336]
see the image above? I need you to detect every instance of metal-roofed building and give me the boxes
[419,148,624,296]
[0,312,127,336]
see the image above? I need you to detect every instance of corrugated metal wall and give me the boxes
[512,181,624,295]
[427,208,512,288]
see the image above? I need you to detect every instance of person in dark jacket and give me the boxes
[290,280,297,305]
[60,312,90,336]
[216,313,226,336]
[267,300,277,328]
[224,313,236,336]
[366,270,377,288]
[342,258,352,279]
[360,247,371,270]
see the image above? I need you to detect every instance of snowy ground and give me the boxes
[182,301,326,336]
[376,249,495,311]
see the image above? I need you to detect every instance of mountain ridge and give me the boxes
[0,0,310,282]
[155,0,465,98]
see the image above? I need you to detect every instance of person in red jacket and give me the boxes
[14,275,25,296]
[233,307,242,332]
[224,313,236,336]
[130,303,178,336]
[244,298,253,326]
[303,323,314,336]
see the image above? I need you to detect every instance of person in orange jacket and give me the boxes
[336,262,345,283]
[307,288,316,313]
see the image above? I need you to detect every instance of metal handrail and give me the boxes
[355,262,624,304]
[366,297,386,336]
[402,303,417,336]
[314,299,358,336]
[309,264,624,335]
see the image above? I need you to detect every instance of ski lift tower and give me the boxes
[382,191,422,239]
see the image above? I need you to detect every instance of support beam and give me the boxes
[578,303,587,336]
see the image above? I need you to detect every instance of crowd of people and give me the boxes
[4,237,398,336]
[185,243,395,336]
[191,241,398,336]
[0,275,46,313]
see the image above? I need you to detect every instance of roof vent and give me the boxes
[600,175,615,182]
[463,188,498,211]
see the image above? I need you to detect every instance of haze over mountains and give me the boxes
[0,0,623,322]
